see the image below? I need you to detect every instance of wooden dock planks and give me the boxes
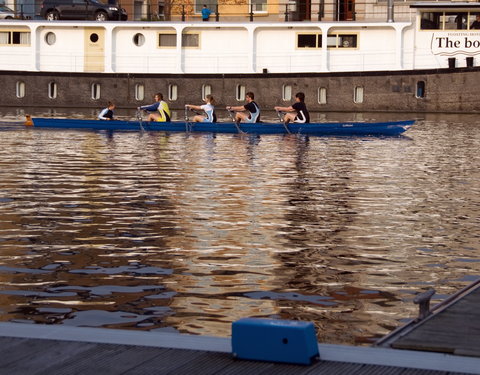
[390,284,480,356]
[0,336,470,375]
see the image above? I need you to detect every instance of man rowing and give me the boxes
[226,91,261,125]
[138,93,171,122]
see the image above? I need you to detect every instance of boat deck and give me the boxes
[1,322,479,374]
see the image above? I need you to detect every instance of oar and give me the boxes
[136,109,145,132]
[228,109,245,134]
[276,110,291,134]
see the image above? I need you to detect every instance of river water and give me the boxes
[0,108,479,346]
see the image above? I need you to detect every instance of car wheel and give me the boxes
[46,11,59,21]
[5,16,13,19]
[95,11,108,21]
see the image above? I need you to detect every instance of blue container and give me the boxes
[231,318,319,365]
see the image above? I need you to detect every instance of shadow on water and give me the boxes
[0,108,479,345]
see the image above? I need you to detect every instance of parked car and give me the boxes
[0,4,15,19]
[40,0,128,21]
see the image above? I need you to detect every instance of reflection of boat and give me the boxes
[25,117,415,136]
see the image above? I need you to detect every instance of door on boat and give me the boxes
[296,0,311,21]
[337,0,355,21]
[84,27,105,72]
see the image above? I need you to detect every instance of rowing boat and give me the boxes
[25,117,415,136]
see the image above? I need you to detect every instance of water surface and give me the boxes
[0,109,479,345]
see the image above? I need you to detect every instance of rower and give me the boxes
[226,91,261,125]
[274,92,310,125]
[138,93,171,122]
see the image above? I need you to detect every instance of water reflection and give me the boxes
[0,109,479,345]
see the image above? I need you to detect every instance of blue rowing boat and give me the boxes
[25,117,415,136]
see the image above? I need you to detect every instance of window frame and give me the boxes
[158,32,177,48]
[135,83,145,101]
[0,29,31,46]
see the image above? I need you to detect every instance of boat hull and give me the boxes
[27,118,414,136]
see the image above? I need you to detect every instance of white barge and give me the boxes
[2,1,480,112]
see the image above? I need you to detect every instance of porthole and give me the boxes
[236,85,245,101]
[416,81,426,98]
[354,86,364,103]
[45,32,56,45]
[168,84,178,101]
[90,33,99,43]
[318,87,327,104]
[16,81,25,98]
[48,82,57,99]
[135,84,144,101]
[133,33,145,47]
[91,83,101,100]
[202,84,211,99]
[282,85,292,101]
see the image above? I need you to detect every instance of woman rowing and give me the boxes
[274,92,310,124]
[185,94,217,122]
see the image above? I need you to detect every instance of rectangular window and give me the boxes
[444,12,467,30]
[194,1,218,14]
[297,34,320,48]
[327,35,337,48]
[182,33,200,48]
[158,33,176,48]
[0,31,31,45]
[420,12,441,30]
[420,11,475,30]
[250,0,267,13]
[327,34,357,48]
[338,34,357,48]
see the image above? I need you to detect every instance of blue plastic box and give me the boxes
[231,318,319,365]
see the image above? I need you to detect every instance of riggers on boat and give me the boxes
[24,116,415,137]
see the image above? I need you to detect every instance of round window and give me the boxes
[133,33,145,47]
[90,33,99,43]
[45,32,56,45]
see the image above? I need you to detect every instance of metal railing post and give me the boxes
[181,5,185,21]
[284,4,289,22]
[318,0,324,21]
[216,4,219,21]
[249,4,254,21]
